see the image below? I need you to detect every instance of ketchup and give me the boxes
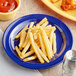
[0,0,17,13]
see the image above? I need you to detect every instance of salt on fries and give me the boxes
[15,18,57,63]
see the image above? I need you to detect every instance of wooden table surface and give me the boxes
[0,0,76,76]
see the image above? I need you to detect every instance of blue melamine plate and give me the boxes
[2,14,73,69]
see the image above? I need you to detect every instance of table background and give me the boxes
[0,0,76,76]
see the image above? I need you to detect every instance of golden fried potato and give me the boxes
[53,33,57,54]
[36,17,47,26]
[29,32,44,63]
[40,27,54,59]
[23,55,37,62]
[38,34,46,55]
[15,46,22,59]
[15,17,57,63]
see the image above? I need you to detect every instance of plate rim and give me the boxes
[2,14,73,69]
[41,0,76,21]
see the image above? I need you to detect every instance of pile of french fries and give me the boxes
[15,18,57,63]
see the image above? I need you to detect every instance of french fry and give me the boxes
[36,18,47,26]
[46,25,52,27]
[19,47,23,51]
[35,42,49,63]
[15,24,28,38]
[29,22,34,28]
[38,34,46,55]
[49,30,55,51]
[22,32,29,48]
[44,26,56,30]
[15,33,20,39]
[31,29,39,34]
[19,31,26,48]
[30,26,56,33]
[21,50,34,59]
[40,27,53,59]
[53,33,57,54]
[29,32,44,63]
[45,27,56,38]
[34,39,41,48]
[42,21,49,27]
[29,26,39,31]
[35,40,40,45]
[15,24,28,48]
[15,46,22,59]
[21,41,30,56]
[23,55,37,62]
[22,25,32,48]
[33,32,38,40]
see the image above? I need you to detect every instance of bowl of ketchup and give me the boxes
[0,0,21,21]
